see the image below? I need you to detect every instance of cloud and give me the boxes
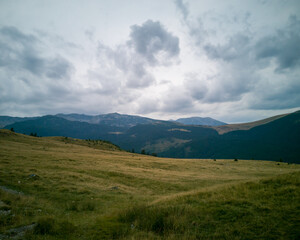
[181,64,257,105]
[0,26,39,71]
[159,84,195,113]
[128,20,180,65]
[0,26,77,116]
[0,26,73,79]
[0,26,37,46]
[46,57,73,79]
[96,42,155,89]
[86,70,121,95]
[174,0,189,21]
[136,97,160,114]
[184,73,207,100]
[247,72,300,110]
[203,67,256,103]
[255,15,300,71]
[126,63,155,88]
[162,94,194,113]
[204,34,251,61]
[95,19,180,89]
[174,0,208,46]
[174,0,300,113]
[199,15,300,108]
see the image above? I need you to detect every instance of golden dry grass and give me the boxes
[0,129,299,239]
[212,113,288,134]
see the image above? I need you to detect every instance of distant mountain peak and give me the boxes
[175,116,227,126]
[106,112,121,116]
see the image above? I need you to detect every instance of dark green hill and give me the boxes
[212,112,288,134]
[0,116,37,128]
[108,111,300,162]
[112,122,219,153]
[4,115,126,140]
[160,111,300,162]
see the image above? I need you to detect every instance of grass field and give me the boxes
[0,129,299,239]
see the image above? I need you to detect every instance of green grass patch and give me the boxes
[119,172,300,239]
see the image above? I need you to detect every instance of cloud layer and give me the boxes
[0,26,76,116]
[0,0,299,122]
[173,0,300,116]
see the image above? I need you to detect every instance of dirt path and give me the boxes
[0,223,36,239]
[0,186,24,195]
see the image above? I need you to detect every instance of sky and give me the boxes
[0,0,300,123]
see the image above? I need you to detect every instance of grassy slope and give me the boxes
[0,129,299,239]
[212,113,289,134]
[122,172,300,240]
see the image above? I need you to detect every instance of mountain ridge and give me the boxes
[0,113,227,129]
[56,112,165,128]
[2,111,300,163]
[212,112,290,134]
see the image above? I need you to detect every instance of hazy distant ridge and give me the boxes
[175,117,227,126]
[56,113,162,128]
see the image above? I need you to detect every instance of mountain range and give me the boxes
[55,113,163,128]
[1,111,300,163]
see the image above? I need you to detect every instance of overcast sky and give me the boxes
[0,0,300,123]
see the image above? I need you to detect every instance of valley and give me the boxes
[1,1,299,239]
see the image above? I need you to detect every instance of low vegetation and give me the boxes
[119,173,300,239]
[0,129,299,239]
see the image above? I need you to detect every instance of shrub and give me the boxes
[34,217,57,235]
[34,217,76,236]
[58,221,76,235]
[90,217,128,239]
[81,200,96,211]
[119,204,185,236]
[66,200,96,212]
